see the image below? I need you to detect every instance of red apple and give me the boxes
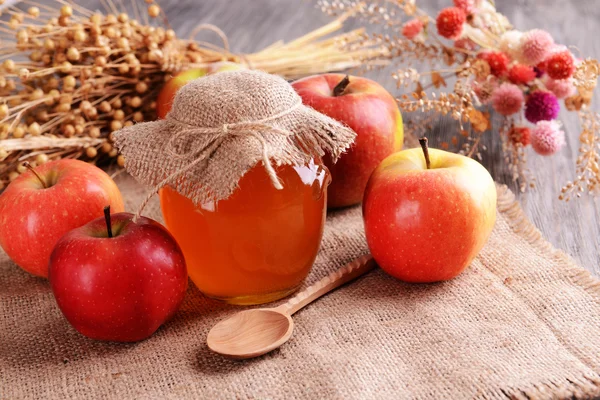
[292,73,404,208]
[156,62,245,119]
[0,159,124,278]
[49,210,188,342]
[363,139,497,283]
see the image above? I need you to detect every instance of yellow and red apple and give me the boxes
[363,139,496,283]
[0,159,124,277]
[156,61,245,119]
[292,73,403,208]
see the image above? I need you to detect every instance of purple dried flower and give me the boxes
[525,91,560,123]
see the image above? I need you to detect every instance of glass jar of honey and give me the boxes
[114,70,355,305]
[159,159,330,305]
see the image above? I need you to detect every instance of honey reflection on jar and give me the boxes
[159,160,330,305]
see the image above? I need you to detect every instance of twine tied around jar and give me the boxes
[133,100,302,220]
[113,70,356,219]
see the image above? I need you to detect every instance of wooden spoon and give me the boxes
[207,255,376,359]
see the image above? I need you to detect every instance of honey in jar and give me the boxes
[159,160,330,305]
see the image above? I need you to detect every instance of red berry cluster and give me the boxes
[436,7,466,39]
[478,51,510,77]
[508,126,531,146]
[544,51,576,80]
[508,64,537,85]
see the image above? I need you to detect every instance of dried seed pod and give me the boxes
[135,82,148,94]
[89,127,101,138]
[29,88,44,101]
[110,120,123,131]
[28,122,41,136]
[74,30,87,42]
[62,124,75,137]
[67,47,81,61]
[0,104,8,119]
[133,111,144,122]
[99,101,112,113]
[90,14,102,25]
[35,154,49,164]
[129,96,142,108]
[101,142,113,153]
[9,171,20,182]
[28,7,40,17]
[55,103,71,113]
[60,5,73,17]
[148,4,160,18]
[13,125,26,138]
[29,50,43,62]
[105,14,117,24]
[63,75,76,89]
[59,61,73,74]
[111,98,123,109]
[3,59,15,73]
[36,110,49,123]
[113,110,125,121]
[86,147,98,158]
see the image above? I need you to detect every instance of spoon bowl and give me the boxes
[207,309,293,359]
[207,255,375,359]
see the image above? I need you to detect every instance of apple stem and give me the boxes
[333,75,350,97]
[419,137,431,170]
[104,206,113,239]
[23,162,47,188]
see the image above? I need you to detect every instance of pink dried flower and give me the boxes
[531,120,565,155]
[544,77,575,99]
[491,83,524,116]
[525,91,560,123]
[436,7,466,40]
[402,19,424,40]
[520,29,554,66]
[452,0,477,15]
[499,30,523,60]
[454,38,476,51]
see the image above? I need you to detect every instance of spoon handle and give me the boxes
[277,255,376,315]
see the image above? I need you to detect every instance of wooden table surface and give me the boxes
[13,0,600,274]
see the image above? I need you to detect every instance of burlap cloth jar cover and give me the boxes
[112,69,356,209]
[1,71,600,399]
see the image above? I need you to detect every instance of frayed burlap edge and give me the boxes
[494,184,600,400]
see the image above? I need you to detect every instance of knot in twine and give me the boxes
[133,99,303,221]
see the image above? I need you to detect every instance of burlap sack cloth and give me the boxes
[1,178,599,400]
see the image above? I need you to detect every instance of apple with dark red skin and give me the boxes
[49,209,188,342]
[292,73,404,208]
[0,159,124,278]
[156,62,245,119]
[363,139,497,283]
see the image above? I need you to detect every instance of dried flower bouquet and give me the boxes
[320,0,600,198]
